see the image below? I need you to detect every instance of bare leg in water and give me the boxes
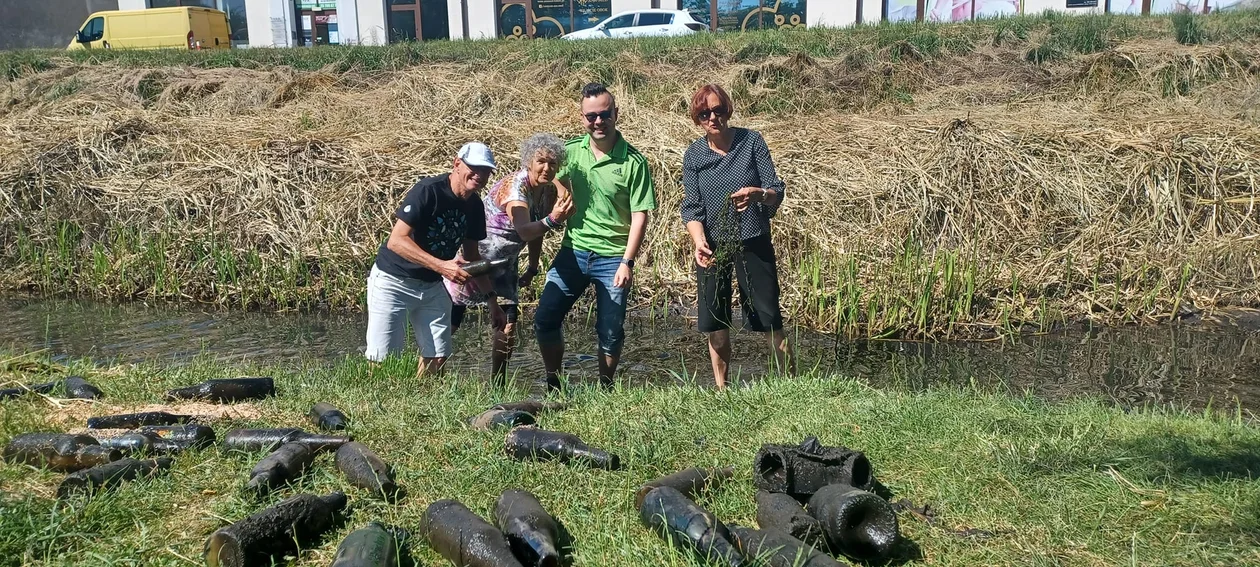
[540,341,564,390]
[707,329,732,389]
[492,323,515,387]
[599,354,619,388]
[769,328,794,376]
[416,356,447,379]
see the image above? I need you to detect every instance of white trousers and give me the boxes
[364,265,453,361]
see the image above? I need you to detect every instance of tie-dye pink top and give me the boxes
[444,169,557,305]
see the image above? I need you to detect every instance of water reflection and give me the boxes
[1,297,1257,413]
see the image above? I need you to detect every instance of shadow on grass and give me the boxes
[1030,432,1260,483]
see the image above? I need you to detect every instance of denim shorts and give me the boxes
[533,247,628,358]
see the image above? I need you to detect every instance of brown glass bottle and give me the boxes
[221,428,351,453]
[334,442,398,500]
[3,433,121,472]
[98,432,191,456]
[56,457,174,498]
[503,427,620,470]
[164,377,275,402]
[639,486,745,567]
[87,411,191,429]
[309,402,349,431]
[635,466,735,510]
[421,499,524,567]
[728,524,846,567]
[204,491,348,567]
[494,489,563,567]
[63,376,104,399]
[138,424,216,449]
[0,380,57,399]
[246,442,315,497]
[470,409,536,431]
[755,489,824,546]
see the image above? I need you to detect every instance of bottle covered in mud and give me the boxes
[56,456,174,499]
[0,380,58,399]
[728,524,845,567]
[755,489,824,546]
[638,486,744,567]
[309,402,349,431]
[246,442,315,497]
[87,411,192,429]
[3,433,122,472]
[503,427,621,470]
[221,428,352,454]
[493,489,564,567]
[330,522,413,567]
[635,466,735,511]
[462,258,510,277]
[490,400,568,415]
[421,499,525,567]
[63,376,104,399]
[334,441,398,501]
[470,408,536,431]
[806,483,900,561]
[164,377,275,403]
[204,491,348,567]
[138,424,216,449]
[97,432,191,456]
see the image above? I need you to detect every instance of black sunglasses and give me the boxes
[583,110,615,123]
[699,106,729,121]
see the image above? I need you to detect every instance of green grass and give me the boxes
[1,350,1257,566]
[3,10,1260,80]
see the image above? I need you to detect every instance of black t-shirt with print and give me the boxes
[375,174,487,282]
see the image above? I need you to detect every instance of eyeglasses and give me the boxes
[698,106,729,121]
[583,110,615,123]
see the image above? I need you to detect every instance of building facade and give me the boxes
[112,0,1249,48]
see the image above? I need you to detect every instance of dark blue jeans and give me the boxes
[534,247,628,358]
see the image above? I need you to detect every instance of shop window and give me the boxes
[497,0,613,39]
[682,0,807,32]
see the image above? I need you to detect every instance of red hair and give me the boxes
[689,84,734,125]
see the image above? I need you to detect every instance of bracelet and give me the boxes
[542,215,559,230]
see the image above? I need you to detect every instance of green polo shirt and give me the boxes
[557,133,657,257]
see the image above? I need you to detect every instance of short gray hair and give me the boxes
[519,133,567,170]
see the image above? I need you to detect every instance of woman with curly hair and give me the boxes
[445,133,575,385]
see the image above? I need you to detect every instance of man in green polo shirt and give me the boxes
[533,82,657,389]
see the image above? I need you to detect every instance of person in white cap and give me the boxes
[365,141,507,378]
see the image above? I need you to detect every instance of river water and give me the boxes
[1,296,1258,413]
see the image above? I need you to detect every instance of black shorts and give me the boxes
[451,303,519,332]
[696,234,784,333]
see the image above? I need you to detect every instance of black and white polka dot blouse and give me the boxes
[681,127,786,243]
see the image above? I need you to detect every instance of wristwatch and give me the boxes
[621,258,635,268]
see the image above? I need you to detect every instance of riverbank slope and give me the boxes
[2,11,1259,338]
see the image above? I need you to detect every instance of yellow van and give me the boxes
[68,7,231,51]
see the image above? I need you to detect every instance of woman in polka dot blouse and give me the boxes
[681,83,795,389]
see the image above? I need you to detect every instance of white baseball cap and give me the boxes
[457,141,497,170]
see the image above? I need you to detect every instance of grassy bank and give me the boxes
[0,350,1257,566]
[2,11,1259,338]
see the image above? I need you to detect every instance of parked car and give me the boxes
[562,10,708,40]
[67,6,231,51]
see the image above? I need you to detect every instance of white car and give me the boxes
[562,10,708,40]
